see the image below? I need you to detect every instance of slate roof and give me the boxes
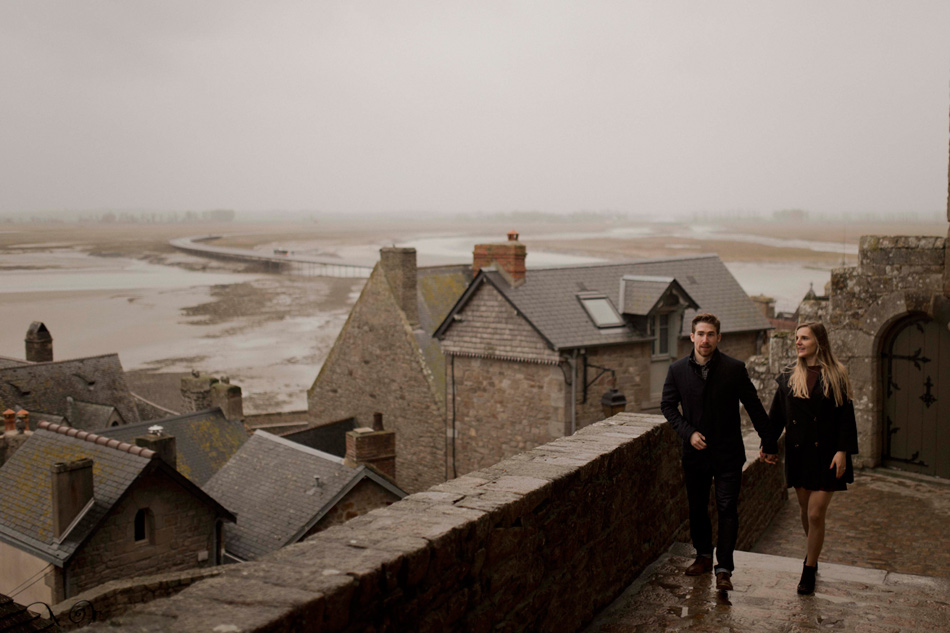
[99,408,248,487]
[0,354,140,429]
[0,594,61,633]
[66,399,117,431]
[203,431,405,561]
[619,276,697,316]
[0,356,29,370]
[0,422,233,567]
[436,254,772,350]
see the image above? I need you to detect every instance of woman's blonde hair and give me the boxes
[787,321,853,406]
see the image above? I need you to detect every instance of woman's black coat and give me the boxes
[768,372,859,490]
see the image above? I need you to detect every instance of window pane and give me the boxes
[580,298,624,328]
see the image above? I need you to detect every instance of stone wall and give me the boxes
[65,468,221,601]
[449,356,567,477]
[81,413,788,633]
[676,330,761,363]
[574,344,652,426]
[814,235,946,468]
[308,265,446,493]
[53,568,220,631]
[307,479,401,535]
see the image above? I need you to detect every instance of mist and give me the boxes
[1,1,948,218]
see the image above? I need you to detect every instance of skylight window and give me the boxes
[579,295,625,328]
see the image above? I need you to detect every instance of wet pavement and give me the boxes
[752,468,950,578]
[583,469,950,632]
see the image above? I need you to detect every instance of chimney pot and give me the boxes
[507,230,519,241]
[3,409,15,433]
[15,410,28,434]
[372,412,384,431]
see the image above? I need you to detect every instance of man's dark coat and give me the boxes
[661,350,772,472]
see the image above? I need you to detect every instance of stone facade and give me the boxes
[573,344,652,427]
[59,468,221,602]
[450,356,567,476]
[306,478,400,535]
[83,413,787,633]
[804,235,948,470]
[308,264,446,493]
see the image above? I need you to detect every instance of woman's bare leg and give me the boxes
[805,490,834,566]
[794,487,811,536]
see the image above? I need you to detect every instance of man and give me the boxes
[661,313,777,591]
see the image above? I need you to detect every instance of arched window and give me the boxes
[134,508,154,544]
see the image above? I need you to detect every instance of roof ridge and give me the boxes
[3,352,121,367]
[38,421,156,459]
[524,253,720,271]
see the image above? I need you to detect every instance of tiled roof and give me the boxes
[0,594,61,633]
[438,254,771,350]
[0,354,140,429]
[202,431,404,561]
[0,423,155,565]
[99,408,248,487]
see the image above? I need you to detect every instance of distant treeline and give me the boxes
[0,209,236,224]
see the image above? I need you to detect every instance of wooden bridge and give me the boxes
[169,235,372,278]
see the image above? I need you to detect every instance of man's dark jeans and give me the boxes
[683,461,741,573]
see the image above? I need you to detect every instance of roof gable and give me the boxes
[202,431,404,561]
[435,255,771,351]
[0,354,140,429]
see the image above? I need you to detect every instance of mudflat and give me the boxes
[1,217,944,414]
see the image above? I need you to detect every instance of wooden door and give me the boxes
[882,315,950,478]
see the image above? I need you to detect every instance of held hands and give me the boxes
[689,432,707,450]
[759,449,779,465]
[830,451,847,478]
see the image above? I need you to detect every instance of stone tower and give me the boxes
[25,321,53,363]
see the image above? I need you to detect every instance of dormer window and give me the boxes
[578,294,625,328]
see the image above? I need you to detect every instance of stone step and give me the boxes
[582,542,950,632]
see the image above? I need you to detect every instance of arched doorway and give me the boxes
[881,314,950,478]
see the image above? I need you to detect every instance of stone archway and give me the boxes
[880,314,950,478]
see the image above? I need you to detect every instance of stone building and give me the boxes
[0,353,140,431]
[203,428,405,562]
[0,422,234,605]
[307,248,471,493]
[434,232,772,476]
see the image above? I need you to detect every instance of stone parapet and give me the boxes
[858,235,946,277]
[81,413,787,633]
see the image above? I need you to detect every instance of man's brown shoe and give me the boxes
[685,556,713,576]
[715,571,733,591]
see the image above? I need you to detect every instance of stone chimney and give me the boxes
[15,410,29,433]
[135,426,177,469]
[181,372,218,412]
[51,458,94,539]
[380,247,419,326]
[473,231,526,285]
[211,379,244,422]
[25,321,53,363]
[749,295,775,319]
[344,413,396,480]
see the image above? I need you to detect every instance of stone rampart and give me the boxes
[81,413,786,633]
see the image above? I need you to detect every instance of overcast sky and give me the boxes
[1,2,948,217]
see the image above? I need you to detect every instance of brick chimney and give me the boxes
[51,458,94,539]
[135,426,177,469]
[25,321,53,363]
[473,231,526,285]
[344,413,396,479]
[379,247,419,326]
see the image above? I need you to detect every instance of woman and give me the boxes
[768,321,859,595]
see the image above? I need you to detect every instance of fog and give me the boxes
[1,1,948,218]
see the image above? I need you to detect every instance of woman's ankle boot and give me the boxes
[797,563,817,595]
